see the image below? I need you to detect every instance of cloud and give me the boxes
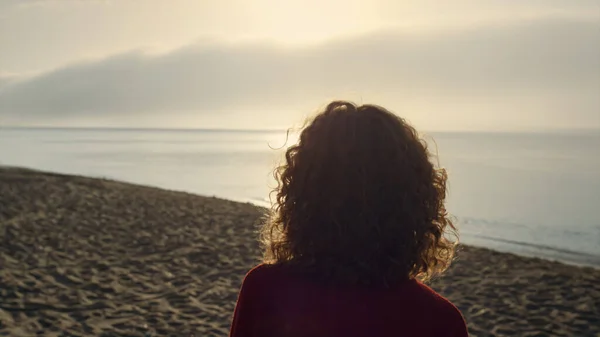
[1,16,599,130]
[5,0,108,8]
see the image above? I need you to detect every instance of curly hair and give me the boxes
[261,101,457,287]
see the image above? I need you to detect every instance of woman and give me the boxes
[230,101,468,337]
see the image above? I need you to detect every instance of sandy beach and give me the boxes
[1,167,599,336]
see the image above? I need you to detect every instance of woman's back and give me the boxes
[230,101,467,336]
[231,264,467,337]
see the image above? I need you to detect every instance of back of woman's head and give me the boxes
[261,101,456,287]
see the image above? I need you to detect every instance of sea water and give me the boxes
[1,127,599,267]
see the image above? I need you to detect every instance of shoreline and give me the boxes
[5,165,600,270]
[1,167,599,336]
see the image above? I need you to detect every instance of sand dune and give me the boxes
[1,167,599,336]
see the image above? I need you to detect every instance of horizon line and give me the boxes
[2,125,599,135]
[2,125,287,133]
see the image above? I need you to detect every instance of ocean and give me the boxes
[2,127,599,267]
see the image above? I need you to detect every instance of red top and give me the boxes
[230,264,468,337]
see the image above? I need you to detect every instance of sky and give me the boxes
[1,0,599,131]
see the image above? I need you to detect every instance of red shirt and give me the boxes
[230,264,468,337]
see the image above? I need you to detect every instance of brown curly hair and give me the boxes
[261,101,457,287]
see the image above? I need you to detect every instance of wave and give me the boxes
[465,234,600,267]
[247,196,272,208]
[470,234,598,258]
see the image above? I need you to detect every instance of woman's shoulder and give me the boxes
[410,281,464,320]
[412,281,468,334]
[241,263,287,286]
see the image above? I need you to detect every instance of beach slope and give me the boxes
[0,168,598,336]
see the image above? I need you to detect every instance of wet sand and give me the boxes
[1,167,599,336]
